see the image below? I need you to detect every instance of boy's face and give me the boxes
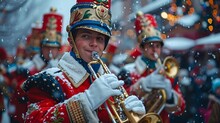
[141,42,162,61]
[74,29,106,62]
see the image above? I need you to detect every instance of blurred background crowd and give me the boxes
[0,0,220,123]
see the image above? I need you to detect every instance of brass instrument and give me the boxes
[142,53,179,114]
[88,51,162,123]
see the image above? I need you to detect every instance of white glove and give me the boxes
[139,68,173,100]
[124,95,146,115]
[48,59,59,67]
[32,54,46,70]
[84,74,124,110]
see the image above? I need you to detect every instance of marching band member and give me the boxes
[9,7,63,123]
[22,0,146,122]
[118,11,186,123]
[22,7,63,75]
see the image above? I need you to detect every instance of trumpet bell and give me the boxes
[139,113,162,123]
[163,56,179,78]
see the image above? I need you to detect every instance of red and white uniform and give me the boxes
[8,54,59,123]
[22,52,111,123]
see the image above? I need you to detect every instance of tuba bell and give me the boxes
[141,53,179,114]
[88,51,162,123]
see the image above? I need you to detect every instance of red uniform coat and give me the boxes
[9,54,60,122]
[1,62,29,123]
[8,55,49,122]
[22,52,111,123]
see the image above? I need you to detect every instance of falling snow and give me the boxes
[0,0,220,123]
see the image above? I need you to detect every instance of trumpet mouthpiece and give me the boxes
[92,51,99,60]
[154,53,159,59]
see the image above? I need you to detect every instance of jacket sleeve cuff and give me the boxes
[66,93,99,123]
[164,90,182,113]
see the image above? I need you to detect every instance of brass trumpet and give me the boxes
[142,53,179,114]
[88,51,162,123]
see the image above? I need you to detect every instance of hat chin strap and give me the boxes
[66,25,80,58]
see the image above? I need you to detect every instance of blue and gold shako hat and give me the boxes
[69,0,112,39]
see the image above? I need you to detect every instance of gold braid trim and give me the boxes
[66,100,86,123]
